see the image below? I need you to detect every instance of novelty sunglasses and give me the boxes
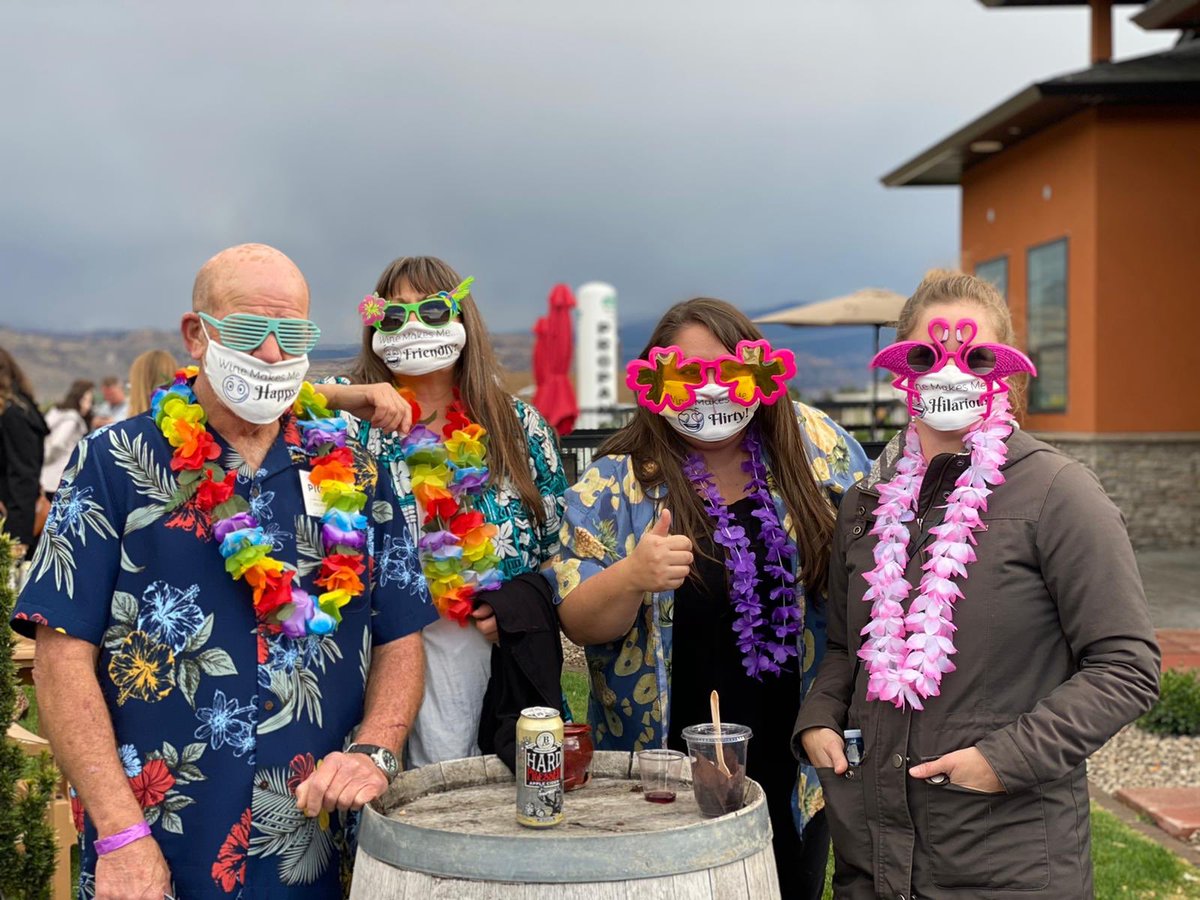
[871,317,1037,416]
[626,339,797,413]
[198,312,321,355]
[359,277,475,332]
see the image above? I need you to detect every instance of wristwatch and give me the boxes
[346,743,400,783]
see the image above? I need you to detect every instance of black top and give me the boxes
[0,393,48,550]
[667,496,801,791]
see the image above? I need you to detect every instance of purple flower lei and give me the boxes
[683,428,801,680]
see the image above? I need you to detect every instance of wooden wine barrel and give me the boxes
[351,750,779,899]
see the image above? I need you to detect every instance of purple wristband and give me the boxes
[95,820,151,856]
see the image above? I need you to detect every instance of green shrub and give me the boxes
[1138,668,1200,737]
[0,532,59,899]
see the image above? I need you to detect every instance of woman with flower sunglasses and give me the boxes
[549,298,869,898]
[318,256,568,769]
[795,270,1159,899]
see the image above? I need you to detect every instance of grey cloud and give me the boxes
[0,1,1173,342]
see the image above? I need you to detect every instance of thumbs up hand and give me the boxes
[628,509,694,593]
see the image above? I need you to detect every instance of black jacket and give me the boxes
[0,393,48,550]
[477,573,564,771]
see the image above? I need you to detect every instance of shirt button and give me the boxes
[856,505,866,516]
[264,700,275,711]
[892,753,905,768]
[942,490,951,499]
[852,524,864,536]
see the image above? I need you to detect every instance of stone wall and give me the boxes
[1035,433,1200,550]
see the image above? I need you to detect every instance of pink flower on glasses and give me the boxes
[358,294,387,326]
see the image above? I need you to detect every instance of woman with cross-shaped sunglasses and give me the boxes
[796,270,1158,900]
[547,298,869,898]
[318,256,569,771]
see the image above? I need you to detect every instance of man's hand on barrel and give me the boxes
[295,751,389,816]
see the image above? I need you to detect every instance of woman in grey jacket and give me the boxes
[795,270,1160,900]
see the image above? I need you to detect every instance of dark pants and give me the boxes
[769,797,829,899]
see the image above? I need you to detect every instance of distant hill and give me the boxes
[3,307,884,407]
[0,326,188,404]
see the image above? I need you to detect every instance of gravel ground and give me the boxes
[1089,724,1200,844]
[561,633,586,670]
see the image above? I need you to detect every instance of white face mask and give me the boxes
[662,382,759,443]
[372,322,466,375]
[913,362,988,432]
[203,327,309,424]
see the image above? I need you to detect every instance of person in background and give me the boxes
[796,270,1160,900]
[550,298,868,899]
[127,349,178,417]
[0,346,49,556]
[93,375,129,426]
[319,255,568,769]
[41,378,94,500]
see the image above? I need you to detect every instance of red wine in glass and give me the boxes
[645,790,676,803]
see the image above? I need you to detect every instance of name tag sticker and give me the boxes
[299,470,327,517]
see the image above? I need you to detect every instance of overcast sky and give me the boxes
[0,1,1176,343]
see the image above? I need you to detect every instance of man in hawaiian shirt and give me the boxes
[14,244,437,898]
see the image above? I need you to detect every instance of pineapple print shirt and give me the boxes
[548,402,867,830]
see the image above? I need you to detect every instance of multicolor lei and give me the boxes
[152,368,367,638]
[858,397,1014,711]
[683,428,801,679]
[397,392,502,625]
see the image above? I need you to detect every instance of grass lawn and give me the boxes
[562,672,1200,899]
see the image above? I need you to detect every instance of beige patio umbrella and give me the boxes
[753,288,906,439]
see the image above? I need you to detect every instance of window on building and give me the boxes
[974,256,1008,302]
[1026,239,1068,413]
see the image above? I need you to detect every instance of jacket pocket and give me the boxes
[926,779,1050,890]
[815,765,872,880]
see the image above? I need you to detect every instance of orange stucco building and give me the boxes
[884,0,1200,546]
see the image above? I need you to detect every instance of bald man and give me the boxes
[15,244,437,898]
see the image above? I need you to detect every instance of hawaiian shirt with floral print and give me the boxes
[13,409,437,899]
[547,403,868,830]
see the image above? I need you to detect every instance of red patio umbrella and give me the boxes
[531,283,579,436]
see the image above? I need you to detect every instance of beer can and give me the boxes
[516,706,564,827]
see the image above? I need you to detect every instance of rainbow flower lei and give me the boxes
[397,394,502,625]
[858,396,1014,710]
[152,368,367,638]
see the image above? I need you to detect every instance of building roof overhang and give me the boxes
[882,39,1200,186]
[1133,0,1200,29]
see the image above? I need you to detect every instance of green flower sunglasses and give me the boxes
[199,312,322,355]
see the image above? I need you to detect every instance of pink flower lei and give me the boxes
[858,396,1014,710]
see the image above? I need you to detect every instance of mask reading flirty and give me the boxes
[626,339,796,413]
[871,317,1036,429]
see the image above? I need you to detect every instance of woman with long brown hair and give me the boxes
[319,256,568,768]
[40,378,94,498]
[0,345,49,555]
[550,298,868,898]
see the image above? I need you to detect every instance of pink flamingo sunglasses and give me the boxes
[870,317,1037,417]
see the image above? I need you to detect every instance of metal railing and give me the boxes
[557,418,890,485]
